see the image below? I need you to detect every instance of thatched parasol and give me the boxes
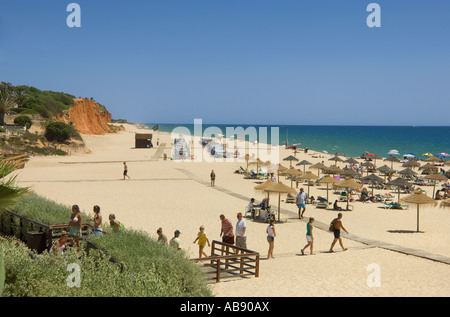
[318,175,338,201]
[424,155,443,163]
[328,156,344,166]
[299,171,319,196]
[361,174,384,195]
[424,173,449,198]
[324,165,343,175]
[309,162,327,177]
[335,177,362,210]
[401,191,438,232]
[386,177,413,203]
[281,167,302,188]
[368,154,383,167]
[341,169,361,178]
[344,157,359,165]
[264,182,297,222]
[402,160,421,169]
[283,155,299,167]
[398,168,418,178]
[296,160,312,173]
[384,155,401,169]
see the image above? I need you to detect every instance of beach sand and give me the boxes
[15,124,450,297]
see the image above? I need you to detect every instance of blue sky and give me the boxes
[0,0,449,126]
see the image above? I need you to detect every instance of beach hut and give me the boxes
[296,160,312,173]
[424,173,449,198]
[335,177,362,210]
[400,191,437,232]
[318,175,338,201]
[135,133,153,148]
[264,182,297,222]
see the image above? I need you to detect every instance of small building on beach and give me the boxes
[135,133,153,148]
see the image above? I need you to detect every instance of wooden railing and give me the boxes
[1,153,29,169]
[191,240,260,283]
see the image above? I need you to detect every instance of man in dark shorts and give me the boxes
[123,162,130,180]
[329,213,348,252]
[219,214,234,245]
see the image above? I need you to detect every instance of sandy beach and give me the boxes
[15,124,450,297]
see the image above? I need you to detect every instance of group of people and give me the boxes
[51,204,125,255]
[435,188,450,200]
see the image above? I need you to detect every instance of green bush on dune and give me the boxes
[1,194,212,297]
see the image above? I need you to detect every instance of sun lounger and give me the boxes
[382,202,409,210]
[285,195,296,204]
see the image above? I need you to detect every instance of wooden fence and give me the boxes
[191,240,260,283]
[1,153,29,169]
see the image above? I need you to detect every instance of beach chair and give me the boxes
[382,202,409,210]
[338,191,348,202]
[315,201,329,209]
[285,194,296,204]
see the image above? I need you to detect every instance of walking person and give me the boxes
[210,170,216,187]
[235,212,247,249]
[193,225,210,258]
[329,213,348,252]
[301,217,315,255]
[123,162,130,180]
[68,204,82,254]
[89,205,103,236]
[296,188,307,219]
[156,227,168,245]
[266,219,276,259]
[170,230,182,250]
[219,214,234,245]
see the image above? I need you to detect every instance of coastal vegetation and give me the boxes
[1,193,212,297]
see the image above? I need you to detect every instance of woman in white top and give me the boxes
[266,219,276,259]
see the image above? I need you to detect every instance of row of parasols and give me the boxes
[245,154,450,232]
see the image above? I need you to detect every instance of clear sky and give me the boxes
[0,0,449,126]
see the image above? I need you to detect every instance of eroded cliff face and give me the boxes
[55,98,113,135]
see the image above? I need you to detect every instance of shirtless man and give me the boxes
[123,162,130,180]
[329,213,348,252]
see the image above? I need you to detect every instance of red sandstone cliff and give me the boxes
[55,98,113,135]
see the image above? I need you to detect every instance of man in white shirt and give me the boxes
[296,188,307,219]
[247,198,256,219]
[235,212,247,249]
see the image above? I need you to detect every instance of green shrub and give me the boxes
[4,194,213,297]
[13,116,32,129]
[0,253,5,296]
[45,122,81,143]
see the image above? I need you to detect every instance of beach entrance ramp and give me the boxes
[191,240,260,283]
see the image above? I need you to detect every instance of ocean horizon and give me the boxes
[143,123,450,160]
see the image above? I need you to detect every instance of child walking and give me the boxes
[193,225,210,258]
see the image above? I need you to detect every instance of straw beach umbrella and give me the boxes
[361,161,375,176]
[283,155,299,167]
[344,157,359,165]
[299,171,319,196]
[328,156,344,166]
[264,182,297,222]
[384,155,401,169]
[296,160,312,173]
[368,154,383,167]
[425,156,443,163]
[309,162,327,177]
[335,177,362,210]
[281,167,302,188]
[402,160,421,169]
[386,177,412,203]
[341,169,361,179]
[318,175,338,201]
[324,165,343,176]
[401,191,438,232]
[424,173,449,198]
[398,168,418,178]
[274,164,288,181]
[361,174,384,196]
